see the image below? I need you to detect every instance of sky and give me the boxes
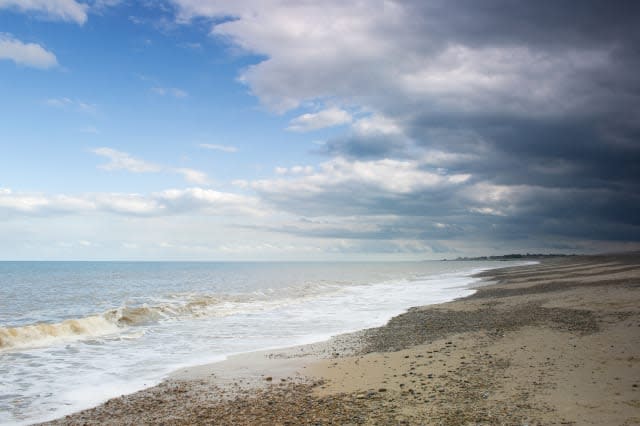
[1,0,639,260]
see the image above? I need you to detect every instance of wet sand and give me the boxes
[41,254,640,425]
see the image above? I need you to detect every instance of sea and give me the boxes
[0,260,527,425]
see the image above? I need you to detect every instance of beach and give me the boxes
[41,254,640,425]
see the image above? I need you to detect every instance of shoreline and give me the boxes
[41,254,640,425]
[23,260,499,424]
[5,260,496,425]
[165,261,523,387]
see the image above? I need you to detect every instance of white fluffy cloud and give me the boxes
[0,192,94,214]
[252,156,470,196]
[180,0,399,112]
[174,168,210,185]
[274,165,314,176]
[171,0,616,119]
[0,187,263,217]
[352,115,403,136]
[0,34,58,69]
[156,187,263,215]
[287,108,352,132]
[0,0,88,24]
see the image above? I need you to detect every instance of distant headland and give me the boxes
[442,253,573,261]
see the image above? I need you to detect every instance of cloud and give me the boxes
[287,107,352,132]
[0,187,263,217]
[151,87,188,98]
[0,34,58,69]
[92,147,213,186]
[155,187,263,216]
[321,131,409,160]
[6,1,637,257]
[172,1,639,116]
[199,143,238,153]
[167,0,640,252]
[45,97,97,112]
[250,156,472,217]
[320,114,409,159]
[274,165,313,175]
[90,0,122,12]
[0,0,88,24]
[174,168,210,185]
[352,115,403,136]
[93,147,162,173]
[217,242,321,255]
[0,191,95,215]
[240,152,640,247]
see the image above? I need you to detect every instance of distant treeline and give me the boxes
[444,253,572,261]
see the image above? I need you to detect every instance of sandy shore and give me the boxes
[41,254,640,425]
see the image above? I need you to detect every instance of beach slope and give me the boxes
[43,254,640,425]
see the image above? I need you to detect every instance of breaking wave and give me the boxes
[0,315,121,351]
[0,285,342,351]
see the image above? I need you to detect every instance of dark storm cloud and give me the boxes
[384,1,640,246]
[407,115,640,189]
[405,0,640,49]
[179,0,640,253]
[404,1,640,176]
[319,132,410,160]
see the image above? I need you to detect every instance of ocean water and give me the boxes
[0,261,522,425]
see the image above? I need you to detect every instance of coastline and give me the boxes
[40,254,640,425]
